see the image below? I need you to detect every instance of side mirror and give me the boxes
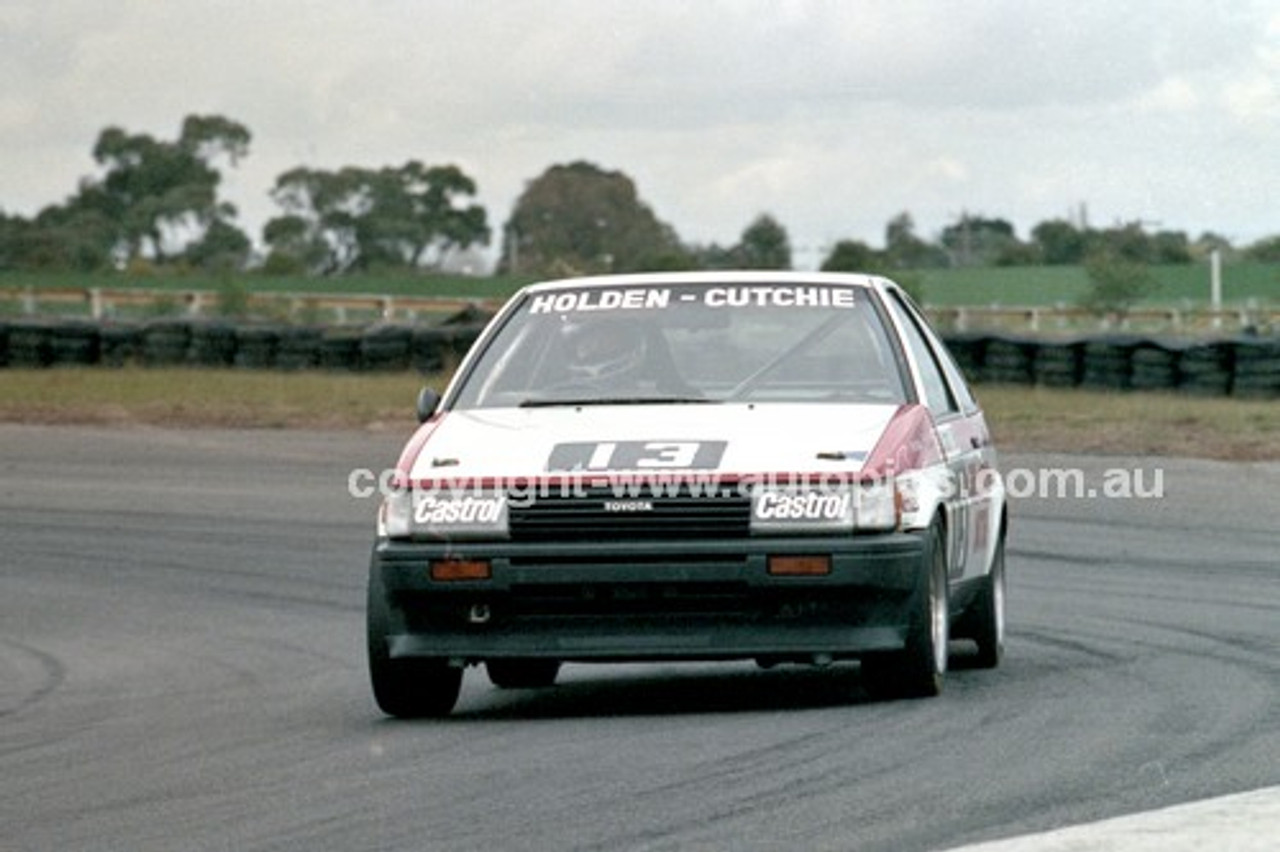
[415,387,441,423]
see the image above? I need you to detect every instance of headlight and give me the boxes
[380,487,414,538]
[749,481,898,534]
[853,480,900,532]
[379,488,509,540]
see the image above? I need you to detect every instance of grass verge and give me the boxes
[0,368,429,432]
[0,368,1275,461]
[975,385,1277,461]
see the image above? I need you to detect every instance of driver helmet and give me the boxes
[562,320,648,383]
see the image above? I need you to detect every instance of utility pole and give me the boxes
[1210,249,1222,329]
[506,223,519,274]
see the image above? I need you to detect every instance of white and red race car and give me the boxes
[367,271,1008,717]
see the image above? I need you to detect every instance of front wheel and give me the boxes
[367,569,462,718]
[862,519,949,699]
[370,655,463,719]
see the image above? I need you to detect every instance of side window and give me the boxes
[886,292,957,417]
[934,341,977,413]
[894,291,978,413]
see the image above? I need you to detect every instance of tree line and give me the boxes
[3,113,1279,279]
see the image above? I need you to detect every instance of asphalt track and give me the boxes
[2,424,1277,851]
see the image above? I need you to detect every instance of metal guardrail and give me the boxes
[931,305,1276,335]
[1,286,500,323]
[3,285,1276,333]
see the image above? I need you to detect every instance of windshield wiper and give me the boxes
[519,395,715,408]
[727,312,851,400]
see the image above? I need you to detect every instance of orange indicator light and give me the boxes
[430,559,492,581]
[767,555,832,576]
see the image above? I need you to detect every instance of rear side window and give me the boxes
[891,290,977,413]
[885,291,958,418]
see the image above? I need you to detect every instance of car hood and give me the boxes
[404,403,903,482]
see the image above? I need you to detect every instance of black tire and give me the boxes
[142,321,192,367]
[8,322,54,367]
[234,326,280,370]
[276,327,322,371]
[967,534,1007,669]
[862,519,948,700]
[49,323,100,366]
[361,327,412,372]
[319,332,362,370]
[366,569,462,718]
[487,659,561,689]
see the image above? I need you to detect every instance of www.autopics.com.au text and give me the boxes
[346,465,1164,504]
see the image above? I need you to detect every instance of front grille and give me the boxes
[507,484,750,541]
[507,581,752,617]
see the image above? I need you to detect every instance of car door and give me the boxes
[882,288,993,583]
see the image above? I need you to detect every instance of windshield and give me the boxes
[450,282,910,409]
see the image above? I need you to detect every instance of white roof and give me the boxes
[519,270,896,294]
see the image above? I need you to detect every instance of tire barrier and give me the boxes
[233,326,280,370]
[981,338,1036,385]
[1177,342,1233,397]
[943,332,1275,398]
[942,333,1275,398]
[0,319,1274,399]
[359,325,413,372]
[1232,339,1280,399]
[1080,338,1138,391]
[100,324,143,367]
[439,303,492,326]
[1130,342,1182,392]
[317,328,362,370]
[5,320,54,368]
[1032,340,1084,388]
[188,322,239,368]
[49,321,100,366]
[141,320,192,367]
[940,333,986,382]
[274,326,323,371]
[410,327,453,373]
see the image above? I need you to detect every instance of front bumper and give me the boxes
[371,534,926,662]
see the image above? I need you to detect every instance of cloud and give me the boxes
[3,0,1279,255]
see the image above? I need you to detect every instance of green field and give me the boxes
[915,263,1278,307]
[2,262,1276,310]
[0,270,525,300]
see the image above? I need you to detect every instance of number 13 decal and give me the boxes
[548,440,727,471]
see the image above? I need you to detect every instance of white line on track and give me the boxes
[949,785,1280,851]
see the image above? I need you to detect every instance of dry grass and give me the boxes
[0,368,1275,461]
[0,368,432,431]
[976,385,1278,461]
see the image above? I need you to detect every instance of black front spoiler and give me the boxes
[371,533,927,662]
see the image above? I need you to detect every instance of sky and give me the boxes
[2,0,1278,270]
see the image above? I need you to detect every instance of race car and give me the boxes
[366,271,1008,717]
